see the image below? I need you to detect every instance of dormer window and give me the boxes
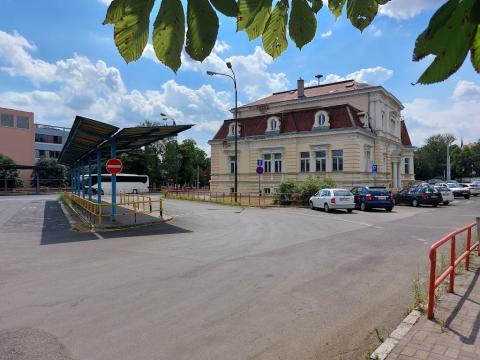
[228,123,240,137]
[266,116,280,132]
[313,110,330,128]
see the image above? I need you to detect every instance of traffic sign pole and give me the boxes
[111,139,116,221]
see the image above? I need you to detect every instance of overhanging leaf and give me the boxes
[416,0,477,84]
[245,0,272,40]
[471,26,480,73]
[238,0,266,30]
[186,0,219,61]
[262,0,288,58]
[311,0,323,13]
[103,0,154,63]
[289,0,317,49]
[413,0,459,62]
[153,0,185,72]
[346,0,378,31]
[210,0,239,17]
[328,0,346,18]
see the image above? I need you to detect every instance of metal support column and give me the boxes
[88,158,92,201]
[111,139,117,220]
[71,172,74,194]
[81,161,85,198]
[97,150,102,205]
[4,174,7,192]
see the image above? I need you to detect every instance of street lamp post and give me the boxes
[207,62,238,202]
[446,140,453,181]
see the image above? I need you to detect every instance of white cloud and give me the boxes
[321,30,333,38]
[306,66,393,87]
[379,0,446,20]
[403,81,480,146]
[174,45,289,101]
[0,30,230,147]
[367,25,382,38]
[97,0,112,5]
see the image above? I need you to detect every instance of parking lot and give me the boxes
[0,195,479,359]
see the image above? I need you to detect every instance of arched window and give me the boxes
[228,123,240,137]
[313,111,329,128]
[266,116,280,132]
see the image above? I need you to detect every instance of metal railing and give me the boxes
[164,190,309,207]
[66,193,163,226]
[427,218,480,319]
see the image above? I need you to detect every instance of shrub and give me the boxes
[274,180,298,205]
[297,176,336,204]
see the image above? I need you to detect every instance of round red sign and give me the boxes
[106,158,123,174]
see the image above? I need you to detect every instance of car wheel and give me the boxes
[385,207,393,212]
[310,201,315,210]
[411,199,419,207]
[324,203,330,213]
[464,195,470,199]
[443,201,449,205]
[360,202,367,211]
[347,209,353,213]
[432,204,438,208]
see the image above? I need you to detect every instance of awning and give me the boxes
[58,116,193,166]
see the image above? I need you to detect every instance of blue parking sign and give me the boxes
[257,159,263,166]
[372,164,378,174]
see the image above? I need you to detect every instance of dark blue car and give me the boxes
[351,186,394,212]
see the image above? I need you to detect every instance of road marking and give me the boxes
[93,232,104,240]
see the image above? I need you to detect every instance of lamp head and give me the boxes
[226,62,232,69]
[206,70,215,76]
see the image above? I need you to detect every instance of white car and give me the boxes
[461,183,480,196]
[309,188,355,213]
[436,182,471,199]
[434,186,454,205]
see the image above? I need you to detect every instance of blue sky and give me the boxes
[1,0,479,154]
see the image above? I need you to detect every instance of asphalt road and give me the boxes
[0,194,479,360]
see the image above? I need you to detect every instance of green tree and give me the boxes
[31,158,67,188]
[103,0,480,84]
[161,138,181,186]
[120,150,149,175]
[414,134,456,180]
[0,154,23,188]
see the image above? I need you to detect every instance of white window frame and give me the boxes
[274,153,282,173]
[313,110,330,128]
[404,158,410,174]
[364,149,371,172]
[229,156,236,174]
[315,150,326,172]
[263,153,272,173]
[332,149,344,172]
[300,152,310,172]
[228,123,240,137]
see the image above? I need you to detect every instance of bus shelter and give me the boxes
[58,116,193,221]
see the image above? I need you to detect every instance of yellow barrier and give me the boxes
[65,192,163,226]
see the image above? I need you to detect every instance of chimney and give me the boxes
[297,78,304,98]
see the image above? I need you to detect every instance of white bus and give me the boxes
[82,174,149,195]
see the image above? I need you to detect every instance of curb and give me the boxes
[59,201,75,227]
[370,310,422,360]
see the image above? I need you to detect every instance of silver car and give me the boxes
[434,186,454,205]
[461,183,480,196]
[309,188,355,213]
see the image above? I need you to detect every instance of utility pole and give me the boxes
[446,141,452,181]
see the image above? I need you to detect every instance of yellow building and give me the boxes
[209,79,414,194]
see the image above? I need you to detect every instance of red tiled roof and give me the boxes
[212,104,366,140]
[400,120,412,146]
[243,80,373,107]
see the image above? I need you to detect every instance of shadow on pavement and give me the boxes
[41,200,191,245]
[41,201,97,245]
[445,267,480,344]
[97,222,192,239]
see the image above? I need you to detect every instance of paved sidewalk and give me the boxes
[387,263,480,360]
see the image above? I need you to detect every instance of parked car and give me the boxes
[460,183,480,197]
[436,182,471,199]
[393,187,442,207]
[350,186,394,212]
[434,186,454,205]
[309,188,355,213]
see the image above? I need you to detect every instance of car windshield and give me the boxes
[436,187,449,193]
[424,188,438,194]
[334,190,352,197]
[446,183,457,188]
[368,188,389,195]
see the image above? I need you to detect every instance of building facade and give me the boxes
[35,124,70,160]
[0,107,35,185]
[209,79,415,194]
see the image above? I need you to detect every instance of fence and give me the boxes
[427,218,480,319]
[66,192,163,226]
[164,189,309,207]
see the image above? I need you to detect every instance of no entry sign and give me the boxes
[256,166,264,175]
[106,158,123,174]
